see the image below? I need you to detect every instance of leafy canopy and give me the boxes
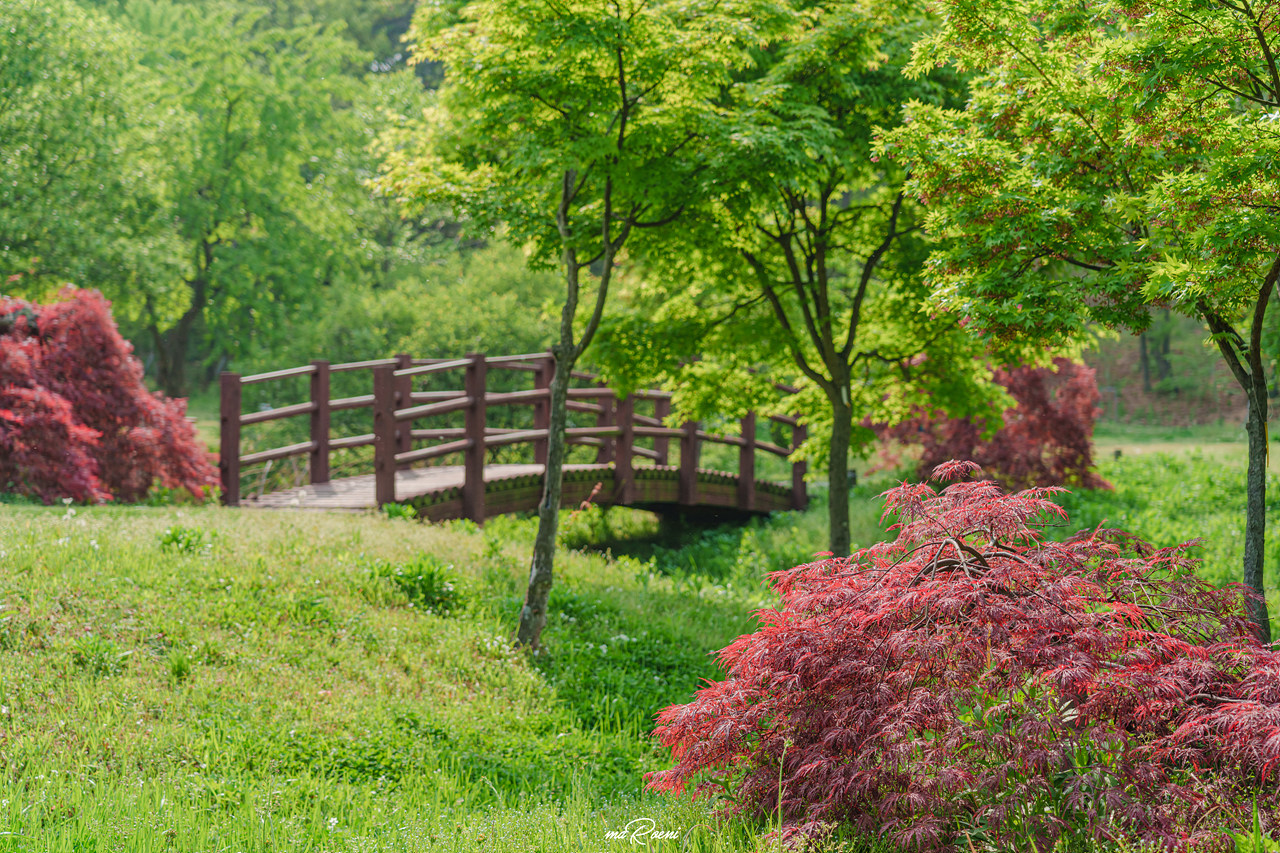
[875,0,1280,341]
[376,0,785,273]
[592,0,1007,473]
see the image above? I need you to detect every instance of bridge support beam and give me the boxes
[678,420,699,505]
[310,360,330,485]
[615,395,635,504]
[219,372,241,506]
[373,365,397,506]
[791,423,808,510]
[653,396,671,465]
[738,413,756,512]
[596,393,615,464]
[462,352,487,524]
[534,356,553,466]
[395,353,413,469]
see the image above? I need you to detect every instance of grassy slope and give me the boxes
[0,497,887,853]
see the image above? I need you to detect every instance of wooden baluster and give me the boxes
[309,360,330,485]
[534,355,553,467]
[373,365,397,507]
[678,420,699,505]
[219,372,242,506]
[653,396,671,465]
[596,392,615,464]
[462,352,487,523]
[738,412,756,512]
[615,395,634,504]
[791,423,808,510]
[395,353,412,469]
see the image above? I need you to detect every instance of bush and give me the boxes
[0,287,216,503]
[649,461,1280,851]
[885,358,1109,490]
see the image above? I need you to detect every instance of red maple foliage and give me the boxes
[0,287,216,503]
[885,358,1109,490]
[649,461,1280,851]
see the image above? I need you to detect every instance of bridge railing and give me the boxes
[220,352,807,518]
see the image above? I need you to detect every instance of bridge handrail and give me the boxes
[219,351,808,516]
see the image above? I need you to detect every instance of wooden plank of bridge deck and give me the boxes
[244,463,613,510]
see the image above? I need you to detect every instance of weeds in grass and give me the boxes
[382,501,418,520]
[156,524,211,555]
[166,647,192,683]
[70,634,130,676]
[364,554,463,615]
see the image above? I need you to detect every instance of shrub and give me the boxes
[0,287,216,503]
[649,461,1280,851]
[884,358,1109,490]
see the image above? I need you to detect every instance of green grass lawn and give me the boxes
[0,496,892,853]
[1091,419,1280,472]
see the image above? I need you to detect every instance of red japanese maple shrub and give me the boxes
[886,358,1109,490]
[649,461,1280,851]
[0,288,216,502]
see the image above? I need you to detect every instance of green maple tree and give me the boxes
[878,0,1280,637]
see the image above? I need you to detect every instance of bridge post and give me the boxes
[219,372,241,506]
[533,355,553,466]
[373,365,397,507]
[738,413,756,511]
[309,360,330,485]
[653,396,671,465]
[791,423,808,510]
[678,420,699,505]
[615,395,634,504]
[395,353,413,469]
[596,393,615,464]
[462,352,487,523]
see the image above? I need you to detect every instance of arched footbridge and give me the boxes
[220,352,808,522]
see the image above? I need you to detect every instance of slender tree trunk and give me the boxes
[1204,270,1277,642]
[828,396,853,557]
[1138,333,1152,393]
[154,327,189,398]
[1244,391,1271,641]
[516,342,573,649]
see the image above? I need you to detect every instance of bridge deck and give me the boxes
[243,463,579,510]
[242,462,793,517]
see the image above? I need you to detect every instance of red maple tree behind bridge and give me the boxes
[885,358,1109,491]
[0,286,216,503]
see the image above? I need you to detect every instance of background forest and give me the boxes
[2,0,561,399]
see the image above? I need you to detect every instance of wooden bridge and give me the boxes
[219,352,807,522]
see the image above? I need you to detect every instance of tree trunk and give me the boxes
[1244,389,1272,642]
[516,342,573,649]
[153,327,188,398]
[1138,333,1152,393]
[828,396,853,557]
